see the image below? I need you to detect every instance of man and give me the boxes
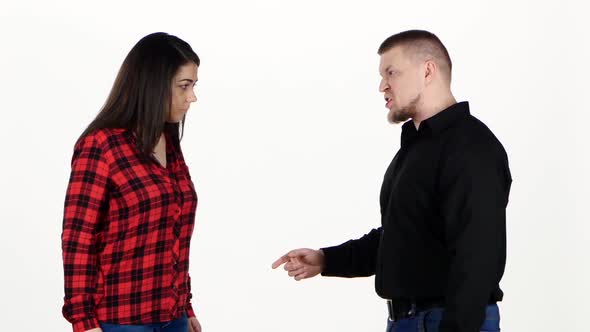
[272,30,512,332]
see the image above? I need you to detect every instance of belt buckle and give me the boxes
[387,300,395,322]
[387,299,417,322]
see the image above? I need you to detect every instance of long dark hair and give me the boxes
[79,32,200,155]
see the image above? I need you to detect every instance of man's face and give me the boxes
[169,62,199,123]
[378,46,424,124]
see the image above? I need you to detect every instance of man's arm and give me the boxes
[272,228,382,280]
[321,227,382,277]
[438,144,511,332]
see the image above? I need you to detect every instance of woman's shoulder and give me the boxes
[76,128,128,150]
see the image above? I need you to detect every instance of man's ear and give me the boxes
[424,59,437,84]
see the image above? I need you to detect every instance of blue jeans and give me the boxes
[99,313,188,332]
[385,304,500,332]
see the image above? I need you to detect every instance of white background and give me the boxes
[1,0,589,331]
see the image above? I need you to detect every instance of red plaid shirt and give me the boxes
[61,128,198,332]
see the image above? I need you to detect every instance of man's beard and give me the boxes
[388,94,421,124]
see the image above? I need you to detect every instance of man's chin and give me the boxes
[387,110,403,124]
[388,107,414,124]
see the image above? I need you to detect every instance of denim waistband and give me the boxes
[423,304,500,330]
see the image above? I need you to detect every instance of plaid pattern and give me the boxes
[61,128,197,332]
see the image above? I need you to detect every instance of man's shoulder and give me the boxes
[444,114,508,161]
[455,113,504,143]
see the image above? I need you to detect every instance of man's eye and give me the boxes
[180,85,189,90]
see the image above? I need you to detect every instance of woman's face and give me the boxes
[169,62,199,123]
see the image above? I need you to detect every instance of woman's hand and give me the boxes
[188,315,201,332]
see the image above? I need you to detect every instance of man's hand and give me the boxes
[272,248,325,281]
[188,315,201,332]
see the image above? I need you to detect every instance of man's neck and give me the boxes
[412,93,456,129]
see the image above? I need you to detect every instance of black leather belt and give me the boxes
[386,299,444,322]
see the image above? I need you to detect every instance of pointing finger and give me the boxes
[272,254,289,269]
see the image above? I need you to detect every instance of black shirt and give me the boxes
[321,102,511,332]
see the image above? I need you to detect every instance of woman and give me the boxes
[61,32,202,332]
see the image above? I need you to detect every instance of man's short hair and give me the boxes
[378,30,452,80]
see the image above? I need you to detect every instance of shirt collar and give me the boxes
[421,101,470,136]
[400,101,470,147]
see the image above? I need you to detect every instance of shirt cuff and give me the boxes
[319,245,347,277]
[186,303,196,318]
[72,316,100,332]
